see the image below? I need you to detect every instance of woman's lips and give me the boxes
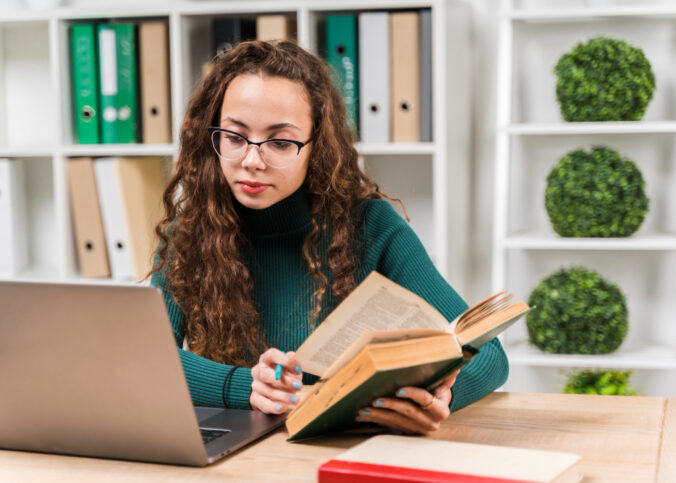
[239,181,270,194]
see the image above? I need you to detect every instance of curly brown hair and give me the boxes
[150,40,401,366]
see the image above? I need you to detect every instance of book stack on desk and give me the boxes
[318,435,581,483]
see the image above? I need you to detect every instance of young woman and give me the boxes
[150,40,508,436]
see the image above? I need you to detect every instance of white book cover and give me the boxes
[94,158,134,280]
[359,12,390,144]
[0,159,28,276]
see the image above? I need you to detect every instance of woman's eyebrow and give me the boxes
[221,116,300,131]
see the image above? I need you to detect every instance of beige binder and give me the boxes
[67,158,111,278]
[115,157,166,280]
[390,12,420,142]
[256,15,295,41]
[139,21,172,144]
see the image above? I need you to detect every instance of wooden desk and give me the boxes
[1,392,674,482]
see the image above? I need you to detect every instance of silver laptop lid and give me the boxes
[0,281,208,466]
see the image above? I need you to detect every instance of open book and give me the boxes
[286,271,531,441]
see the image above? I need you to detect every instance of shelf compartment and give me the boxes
[503,365,676,397]
[0,21,53,150]
[502,250,676,363]
[0,156,58,279]
[362,154,436,262]
[511,16,676,124]
[507,133,676,237]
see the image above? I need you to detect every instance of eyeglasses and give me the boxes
[208,127,312,169]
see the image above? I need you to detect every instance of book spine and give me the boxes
[71,24,101,144]
[98,24,118,144]
[115,23,138,143]
[318,460,532,483]
[326,14,359,138]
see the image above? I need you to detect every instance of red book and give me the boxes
[318,435,580,483]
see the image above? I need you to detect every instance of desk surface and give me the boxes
[1,392,674,482]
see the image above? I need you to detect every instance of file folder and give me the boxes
[98,25,118,144]
[391,12,420,142]
[115,24,138,144]
[0,159,27,276]
[94,158,134,280]
[326,14,359,138]
[358,11,390,144]
[115,157,166,280]
[256,15,294,41]
[212,17,256,57]
[139,21,171,144]
[67,157,111,278]
[420,9,433,142]
[71,24,101,144]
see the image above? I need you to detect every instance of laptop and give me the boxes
[0,280,286,466]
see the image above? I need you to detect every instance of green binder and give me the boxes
[326,15,359,137]
[97,24,118,143]
[71,24,100,144]
[115,24,138,143]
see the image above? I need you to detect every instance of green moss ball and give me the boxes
[527,267,628,354]
[555,37,655,121]
[545,147,649,237]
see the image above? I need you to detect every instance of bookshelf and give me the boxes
[494,0,676,396]
[0,0,472,294]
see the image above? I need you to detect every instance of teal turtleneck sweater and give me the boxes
[150,188,508,412]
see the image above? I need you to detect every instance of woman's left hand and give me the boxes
[355,369,460,435]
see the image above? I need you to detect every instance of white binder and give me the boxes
[94,157,134,280]
[359,11,390,144]
[420,9,433,142]
[0,159,27,277]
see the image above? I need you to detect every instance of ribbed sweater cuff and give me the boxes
[449,338,509,412]
[179,349,254,409]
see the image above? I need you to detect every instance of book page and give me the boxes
[295,272,450,377]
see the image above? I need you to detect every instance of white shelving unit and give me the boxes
[0,0,472,292]
[494,0,676,397]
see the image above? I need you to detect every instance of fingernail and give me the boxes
[397,389,407,396]
[295,365,303,374]
[374,399,384,407]
[292,381,303,390]
[356,417,364,422]
[360,409,370,416]
[290,395,298,404]
[275,405,282,412]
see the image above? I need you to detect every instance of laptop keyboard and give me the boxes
[200,428,230,444]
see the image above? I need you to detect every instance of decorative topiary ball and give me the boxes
[555,37,655,121]
[527,267,628,354]
[563,369,638,396]
[545,147,649,237]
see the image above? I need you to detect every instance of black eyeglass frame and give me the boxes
[207,126,312,159]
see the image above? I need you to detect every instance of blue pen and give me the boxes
[274,351,285,380]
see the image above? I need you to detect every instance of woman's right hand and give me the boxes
[250,348,303,414]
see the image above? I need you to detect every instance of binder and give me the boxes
[212,17,256,57]
[98,25,118,144]
[256,15,294,41]
[115,24,138,144]
[94,158,134,280]
[67,157,111,278]
[420,9,433,142]
[0,159,28,276]
[114,157,166,280]
[139,21,171,144]
[358,11,390,144]
[326,14,359,138]
[71,24,101,144]
[390,12,420,142]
